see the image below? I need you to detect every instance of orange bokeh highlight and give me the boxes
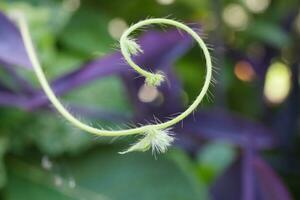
[234,61,255,82]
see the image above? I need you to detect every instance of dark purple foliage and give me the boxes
[175,109,276,151]
[0,12,32,68]
[211,153,292,200]
[254,156,292,200]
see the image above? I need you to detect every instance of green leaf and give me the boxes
[168,149,208,196]
[5,148,208,200]
[196,142,236,184]
[59,7,114,56]
[247,21,291,48]
[28,112,94,156]
[65,76,132,114]
[0,136,9,188]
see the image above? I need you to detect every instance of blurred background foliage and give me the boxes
[0,0,300,199]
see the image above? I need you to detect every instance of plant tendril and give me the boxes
[16,15,212,154]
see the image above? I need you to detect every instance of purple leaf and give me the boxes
[242,146,255,200]
[211,153,292,200]
[210,158,242,200]
[0,91,29,108]
[254,157,292,200]
[0,80,11,93]
[176,109,276,150]
[0,12,32,68]
[133,29,193,71]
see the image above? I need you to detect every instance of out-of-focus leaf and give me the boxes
[176,109,276,150]
[5,148,208,200]
[0,11,31,68]
[1,2,78,80]
[0,62,35,94]
[5,159,109,200]
[196,142,236,184]
[0,80,10,92]
[210,157,242,200]
[211,154,292,200]
[65,76,132,114]
[174,58,206,102]
[27,113,93,156]
[168,148,208,196]
[0,92,28,108]
[247,21,291,49]
[0,136,8,188]
[59,8,113,55]
[254,157,293,200]
[0,108,92,156]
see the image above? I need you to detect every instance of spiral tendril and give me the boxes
[16,15,212,154]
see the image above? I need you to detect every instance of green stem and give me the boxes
[17,16,212,137]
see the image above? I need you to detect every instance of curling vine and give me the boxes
[16,16,212,154]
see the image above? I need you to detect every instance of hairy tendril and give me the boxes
[16,15,212,154]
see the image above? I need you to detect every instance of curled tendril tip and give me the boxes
[145,71,165,87]
[119,127,174,155]
[123,37,143,56]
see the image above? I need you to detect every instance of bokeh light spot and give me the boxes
[295,12,300,35]
[222,4,249,30]
[108,18,128,40]
[156,0,175,5]
[234,61,256,82]
[264,62,291,105]
[138,84,160,103]
[62,0,80,12]
[41,156,52,170]
[244,0,271,13]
